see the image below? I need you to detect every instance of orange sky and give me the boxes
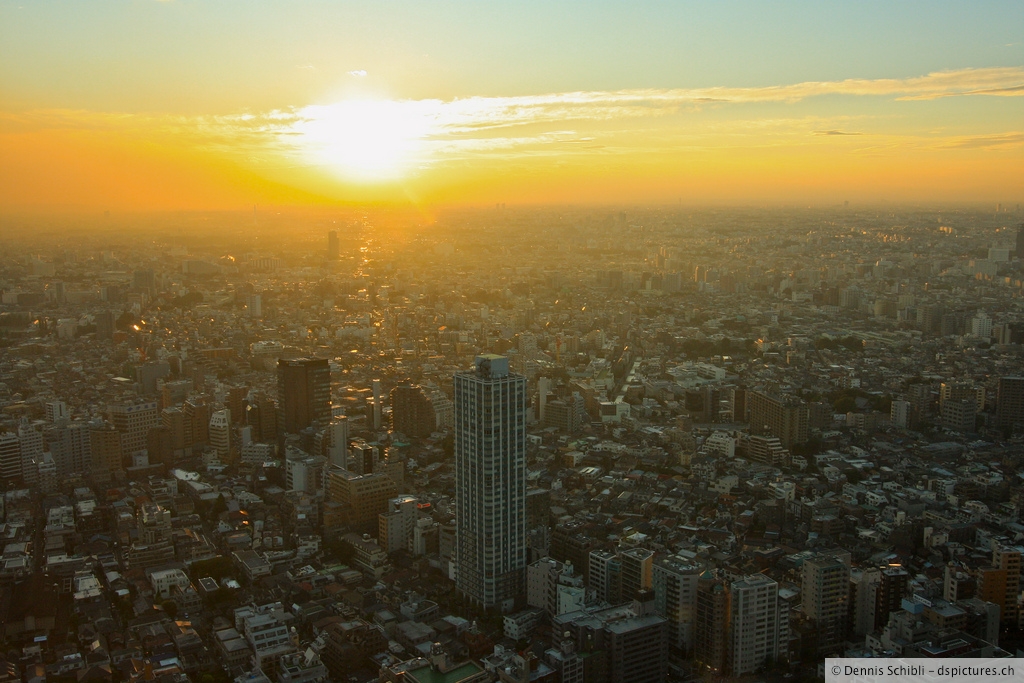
[1,2,1022,212]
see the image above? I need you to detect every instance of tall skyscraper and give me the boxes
[277,358,331,438]
[455,354,527,610]
[327,230,340,260]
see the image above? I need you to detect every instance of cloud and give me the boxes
[348,70,367,77]
[938,132,1024,149]
[5,66,1021,178]
[301,67,1022,138]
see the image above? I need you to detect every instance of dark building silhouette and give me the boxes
[95,310,115,341]
[277,358,331,437]
[328,230,340,260]
[749,390,809,448]
[694,569,729,673]
[996,376,1024,434]
[389,384,435,437]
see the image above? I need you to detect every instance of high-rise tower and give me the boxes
[996,376,1024,434]
[276,358,331,438]
[327,230,340,260]
[729,574,786,675]
[454,354,527,610]
[802,553,851,657]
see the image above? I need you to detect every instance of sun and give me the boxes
[292,99,437,182]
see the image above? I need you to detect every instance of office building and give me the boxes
[890,399,911,429]
[324,417,349,468]
[348,438,378,475]
[45,400,69,424]
[749,390,808,448]
[95,310,115,341]
[17,420,43,483]
[0,432,20,482]
[327,230,340,260]
[979,547,1022,625]
[589,549,622,605]
[326,468,397,534]
[285,450,325,495]
[526,557,586,617]
[390,384,436,438]
[209,409,231,461]
[89,421,124,481]
[44,420,92,477]
[379,495,418,554]
[802,553,850,656]
[246,393,278,444]
[652,555,701,653]
[941,398,976,433]
[619,547,654,602]
[108,399,159,457]
[543,393,587,433]
[996,377,1024,433]
[939,381,984,411]
[553,598,668,683]
[454,354,527,610]
[277,358,331,437]
[184,397,210,449]
[551,521,600,583]
[729,574,786,675]
[694,570,729,673]
[850,565,908,636]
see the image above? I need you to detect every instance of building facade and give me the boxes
[277,358,331,438]
[454,355,528,610]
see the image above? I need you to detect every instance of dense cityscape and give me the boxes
[1,204,1024,683]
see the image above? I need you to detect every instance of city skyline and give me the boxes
[1,2,1023,212]
[3,2,1024,679]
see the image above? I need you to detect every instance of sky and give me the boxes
[1,1,1023,212]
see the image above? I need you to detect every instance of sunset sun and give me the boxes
[291,99,437,182]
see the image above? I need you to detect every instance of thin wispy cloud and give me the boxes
[4,67,1021,177]
[938,132,1024,149]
